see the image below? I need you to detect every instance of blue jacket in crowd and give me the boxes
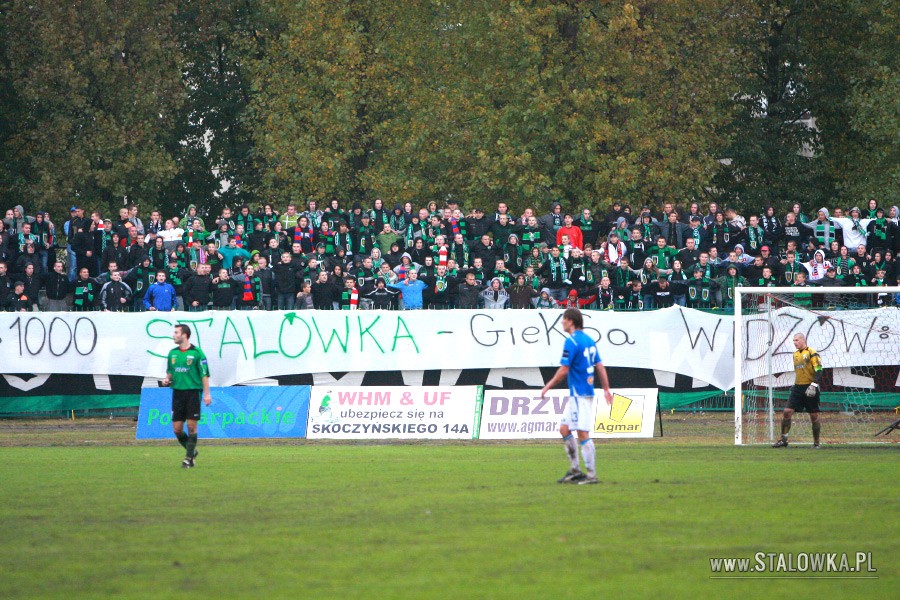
[388,279,427,309]
[143,281,177,311]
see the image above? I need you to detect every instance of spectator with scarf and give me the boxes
[538,245,571,302]
[802,208,838,248]
[803,249,833,282]
[865,207,894,253]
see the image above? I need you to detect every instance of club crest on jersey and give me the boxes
[186,356,194,366]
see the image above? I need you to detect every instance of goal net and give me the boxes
[734,286,900,445]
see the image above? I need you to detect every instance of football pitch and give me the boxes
[0,423,895,599]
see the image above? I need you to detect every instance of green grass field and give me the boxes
[0,422,896,599]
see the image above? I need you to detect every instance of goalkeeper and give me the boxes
[773,333,822,448]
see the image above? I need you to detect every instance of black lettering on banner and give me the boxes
[73,317,98,356]
[8,316,21,355]
[840,317,876,353]
[48,317,73,357]
[521,326,540,344]
[805,317,835,354]
[743,318,772,361]
[7,316,96,357]
[470,313,500,347]
[678,308,720,351]
[313,420,462,437]
[24,317,46,355]
[772,314,803,357]
[730,321,736,358]
[538,312,567,345]
[606,328,635,346]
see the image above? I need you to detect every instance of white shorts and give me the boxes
[561,395,594,432]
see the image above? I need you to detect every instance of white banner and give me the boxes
[0,308,737,388]
[479,389,659,439]
[740,307,900,384]
[307,386,479,439]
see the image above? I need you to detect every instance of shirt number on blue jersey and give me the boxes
[583,347,597,374]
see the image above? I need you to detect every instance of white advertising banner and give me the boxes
[307,386,479,439]
[0,308,738,388]
[479,389,659,439]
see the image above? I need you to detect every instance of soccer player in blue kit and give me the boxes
[540,307,613,485]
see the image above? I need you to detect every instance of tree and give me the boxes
[248,0,746,215]
[0,0,30,204]
[803,0,898,206]
[162,0,264,220]
[712,1,829,216]
[2,0,893,221]
[713,0,898,216]
[452,0,747,213]
[1,0,185,218]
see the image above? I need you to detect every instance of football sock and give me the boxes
[562,434,579,470]
[176,431,189,449]
[781,417,792,438]
[186,434,198,458]
[580,438,596,478]
[812,421,821,445]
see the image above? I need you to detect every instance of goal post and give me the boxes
[734,286,900,445]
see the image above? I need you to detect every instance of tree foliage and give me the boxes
[249,0,747,213]
[1,0,186,217]
[714,0,898,214]
[0,0,895,218]
[804,0,898,205]
[164,0,263,217]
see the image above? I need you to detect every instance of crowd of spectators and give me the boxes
[1,197,898,312]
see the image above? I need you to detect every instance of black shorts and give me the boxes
[172,388,202,422]
[787,385,820,413]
